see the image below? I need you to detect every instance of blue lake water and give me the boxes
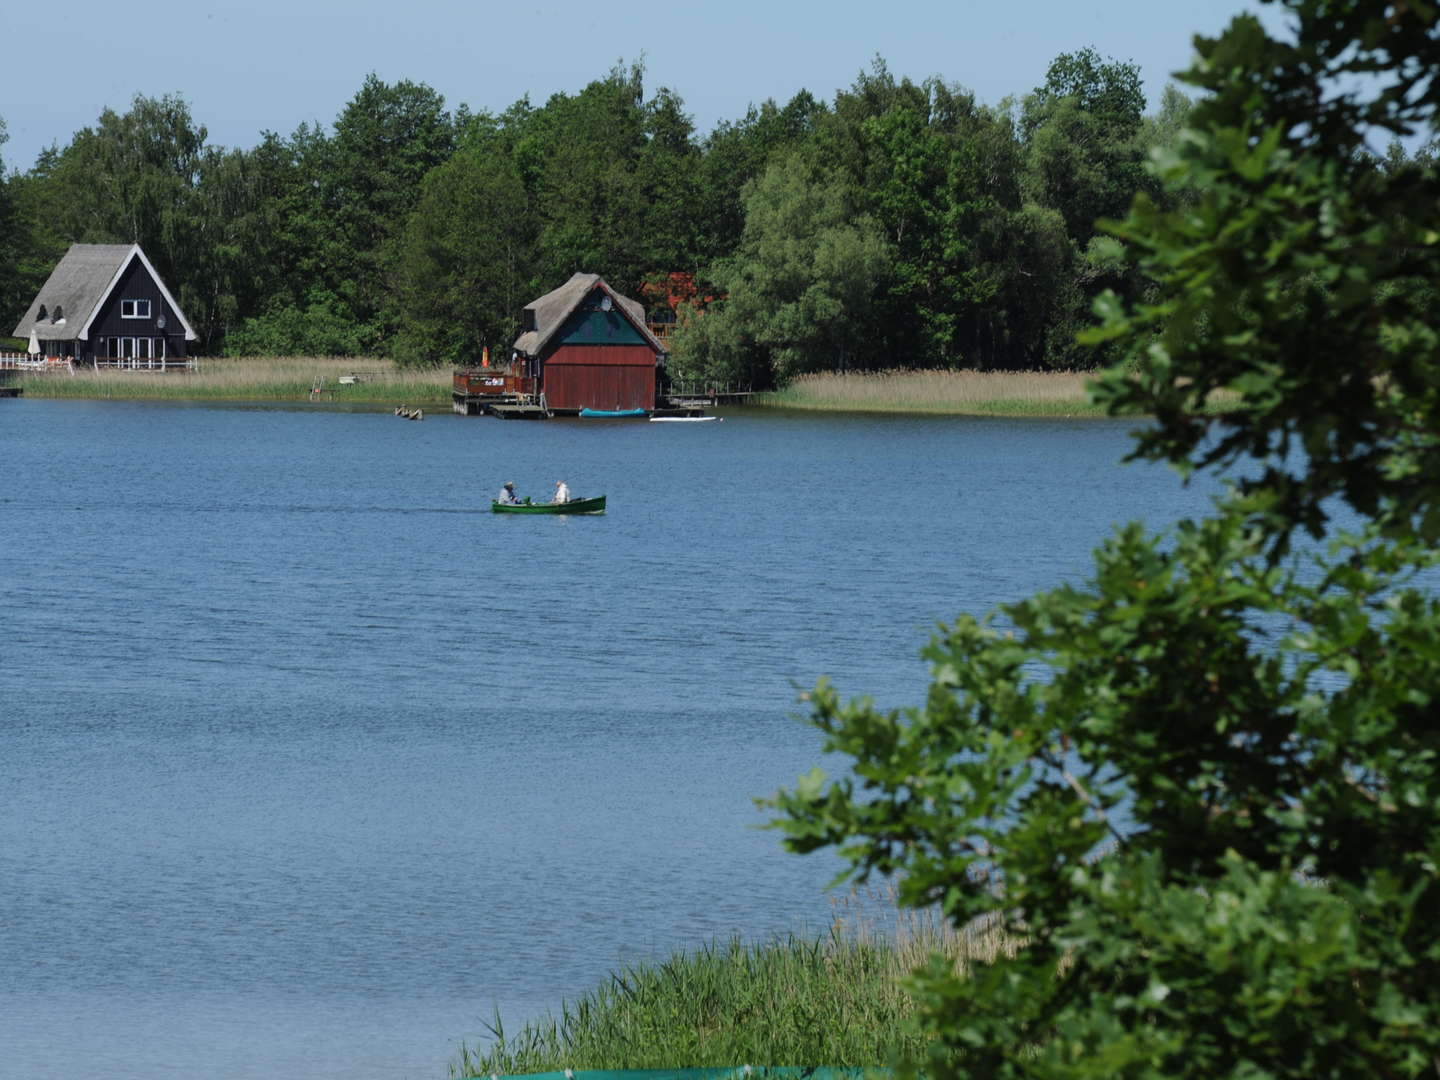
[0,399,1218,1080]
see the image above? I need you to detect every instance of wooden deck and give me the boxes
[0,355,73,374]
[486,402,551,419]
[453,392,551,417]
[663,382,757,408]
[450,380,753,420]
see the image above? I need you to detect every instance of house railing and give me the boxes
[0,353,75,373]
[666,379,755,398]
[92,355,196,371]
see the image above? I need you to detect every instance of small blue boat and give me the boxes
[579,407,647,418]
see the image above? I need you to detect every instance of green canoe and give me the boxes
[492,494,607,514]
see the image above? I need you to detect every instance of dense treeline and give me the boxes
[0,53,1240,383]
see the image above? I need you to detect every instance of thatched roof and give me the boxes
[11,243,197,341]
[512,272,665,358]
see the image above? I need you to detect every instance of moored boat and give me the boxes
[492,495,607,515]
[579,407,647,418]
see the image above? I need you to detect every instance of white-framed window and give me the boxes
[121,299,151,319]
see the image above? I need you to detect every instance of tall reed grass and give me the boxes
[15,356,453,406]
[16,359,1133,418]
[451,887,1021,1078]
[759,369,1106,417]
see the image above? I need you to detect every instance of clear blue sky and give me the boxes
[2,0,1276,173]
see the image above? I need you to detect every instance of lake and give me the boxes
[0,399,1216,1080]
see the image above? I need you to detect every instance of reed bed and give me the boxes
[15,356,453,407]
[451,886,1021,1078]
[758,369,1107,417]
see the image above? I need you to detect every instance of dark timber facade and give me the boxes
[13,244,197,368]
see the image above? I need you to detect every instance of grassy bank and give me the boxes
[451,893,1019,1078]
[14,356,453,407]
[16,359,1113,418]
[757,369,1107,417]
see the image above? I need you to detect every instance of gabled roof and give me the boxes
[512,272,666,358]
[12,243,197,342]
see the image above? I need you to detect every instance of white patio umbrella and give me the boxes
[27,327,40,358]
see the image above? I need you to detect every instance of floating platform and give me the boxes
[0,386,22,398]
[488,403,551,420]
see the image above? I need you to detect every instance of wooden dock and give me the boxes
[449,379,752,420]
[487,402,551,419]
[451,390,551,418]
[663,382,758,408]
[453,390,551,416]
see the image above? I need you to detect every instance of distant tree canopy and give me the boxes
[5,45,1408,382]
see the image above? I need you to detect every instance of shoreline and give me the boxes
[6,361,1108,419]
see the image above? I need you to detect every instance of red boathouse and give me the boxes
[511,273,667,414]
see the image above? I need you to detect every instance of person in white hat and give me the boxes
[497,481,521,505]
[552,480,571,504]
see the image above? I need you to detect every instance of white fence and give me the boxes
[0,353,74,373]
[0,353,199,373]
[92,355,195,371]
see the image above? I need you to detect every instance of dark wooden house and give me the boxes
[511,273,667,414]
[12,244,197,368]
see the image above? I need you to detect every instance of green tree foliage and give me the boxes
[3,147,70,335]
[768,3,1440,1076]
[1012,49,1153,368]
[675,56,1121,375]
[185,141,300,348]
[821,61,1025,368]
[637,86,703,278]
[1141,84,1194,158]
[33,94,208,310]
[994,202,1081,368]
[312,75,455,349]
[383,62,703,367]
[1028,47,1144,131]
[695,91,825,264]
[220,122,365,356]
[1020,47,1147,238]
[531,63,647,288]
[4,53,1226,367]
[523,62,702,299]
[222,77,457,358]
[674,152,893,384]
[0,116,24,334]
[389,130,537,367]
[221,294,369,357]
